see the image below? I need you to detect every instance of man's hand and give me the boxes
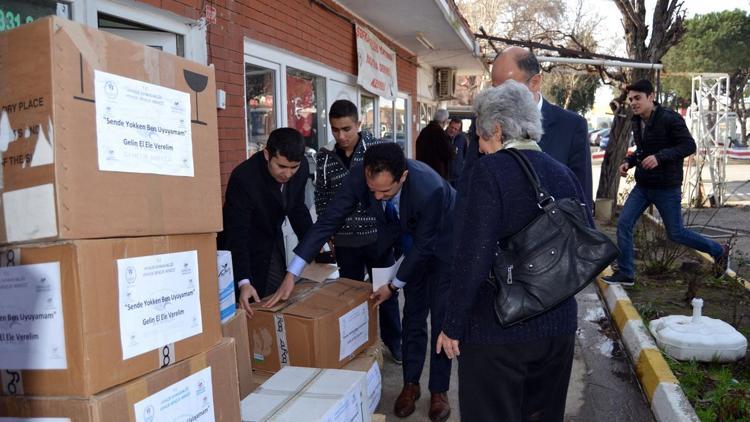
[238,283,261,318]
[618,162,630,177]
[641,155,659,170]
[436,331,460,359]
[370,284,393,306]
[264,272,295,308]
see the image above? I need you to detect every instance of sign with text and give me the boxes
[0,262,66,370]
[355,25,398,100]
[133,367,214,422]
[118,250,202,360]
[95,70,194,177]
[338,302,369,360]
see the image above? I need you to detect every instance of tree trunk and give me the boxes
[597,105,634,200]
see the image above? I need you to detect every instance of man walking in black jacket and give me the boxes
[604,80,729,286]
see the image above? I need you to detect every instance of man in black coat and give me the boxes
[218,128,312,316]
[266,143,456,422]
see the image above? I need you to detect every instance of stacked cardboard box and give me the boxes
[241,366,372,422]
[248,279,378,373]
[0,17,241,419]
[0,339,241,421]
[242,280,385,419]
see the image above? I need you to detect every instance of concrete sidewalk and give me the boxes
[375,284,654,421]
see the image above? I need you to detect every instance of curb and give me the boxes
[596,270,699,422]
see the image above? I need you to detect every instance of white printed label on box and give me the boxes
[134,366,214,422]
[322,383,363,422]
[118,250,202,360]
[0,418,71,422]
[95,70,194,177]
[366,362,381,414]
[2,184,58,243]
[338,302,369,360]
[0,262,66,370]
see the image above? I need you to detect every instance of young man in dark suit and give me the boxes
[218,128,312,317]
[491,46,593,208]
[266,143,456,422]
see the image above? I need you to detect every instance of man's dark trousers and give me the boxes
[335,243,402,358]
[402,257,451,392]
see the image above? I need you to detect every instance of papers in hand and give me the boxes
[371,256,404,292]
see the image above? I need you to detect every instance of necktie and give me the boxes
[385,199,399,223]
[384,200,413,255]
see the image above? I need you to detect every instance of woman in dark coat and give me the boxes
[436,81,593,421]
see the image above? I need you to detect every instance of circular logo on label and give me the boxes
[104,80,118,99]
[143,404,155,422]
[126,266,137,284]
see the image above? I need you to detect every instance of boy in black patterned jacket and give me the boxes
[314,99,403,363]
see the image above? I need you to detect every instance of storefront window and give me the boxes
[418,102,435,131]
[395,98,407,152]
[286,68,326,150]
[245,64,277,157]
[379,97,394,141]
[360,95,375,137]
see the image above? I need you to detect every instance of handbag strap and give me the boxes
[501,148,554,208]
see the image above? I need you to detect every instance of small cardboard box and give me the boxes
[240,366,371,422]
[222,309,253,398]
[0,234,221,396]
[217,250,236,323]
[0,338,241,421]
[0,17,221,244]
[248,279,377,373]
[342,342,383,414]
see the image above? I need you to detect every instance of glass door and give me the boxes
[245,56,281,158]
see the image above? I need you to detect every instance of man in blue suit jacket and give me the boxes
[491,47,592,207]
[266,143,456,422]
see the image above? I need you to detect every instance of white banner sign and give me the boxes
[355,25,398,100]
[338,302,369,360]
[95,70,194,177]
[134,367,214,422]
[118,251,202,360]
[0,262,66,370]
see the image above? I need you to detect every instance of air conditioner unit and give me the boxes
[436,68,456,100]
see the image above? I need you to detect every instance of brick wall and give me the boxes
[135,0,418,196]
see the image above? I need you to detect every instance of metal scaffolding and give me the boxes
[684,74,734,207]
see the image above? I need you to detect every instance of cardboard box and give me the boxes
[0,17,221,244]
[248,279,377,373]
[222,309,253,398]
[240,366,371,422]
[0,338,241,421]
[342,342,383,414]
[217,250,236,323]
[0,234,221,396]
[248,370,274,394]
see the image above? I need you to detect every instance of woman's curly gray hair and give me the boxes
[473,80,543,142]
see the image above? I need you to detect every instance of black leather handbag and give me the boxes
[488,148,618,327]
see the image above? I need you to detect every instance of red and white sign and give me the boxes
[356,25,398,100]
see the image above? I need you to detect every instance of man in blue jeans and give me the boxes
[604,79,729,286]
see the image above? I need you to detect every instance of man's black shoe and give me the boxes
[602,271,635,286]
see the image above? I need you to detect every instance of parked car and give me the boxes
[600,131,634,151]
[589,128,609,147]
